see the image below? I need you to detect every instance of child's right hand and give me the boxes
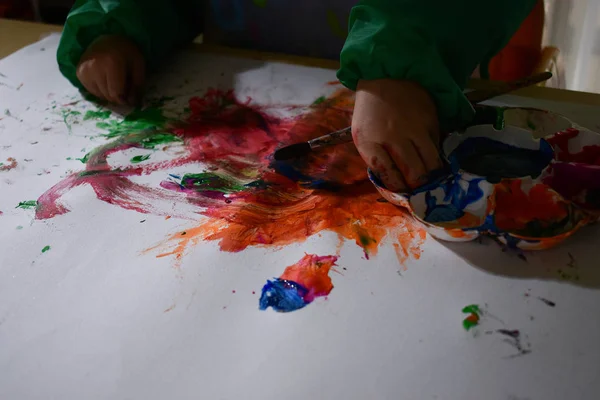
[352,79,442,192]
[76,35,146,105]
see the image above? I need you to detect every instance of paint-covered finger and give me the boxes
[106,62,127,104]
[413,134,443,172]
[385,141,427,188]
[359,142,407,192]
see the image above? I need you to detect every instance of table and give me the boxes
[2,18,600,400]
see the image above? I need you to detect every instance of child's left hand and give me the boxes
[352,79,442,192]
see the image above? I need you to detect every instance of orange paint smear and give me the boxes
[280,254,337,301]
[495,180,569,233]
[153,185,426,267]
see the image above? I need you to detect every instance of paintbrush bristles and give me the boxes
[273,142,312,161]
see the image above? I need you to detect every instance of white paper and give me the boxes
[1,34,600,400]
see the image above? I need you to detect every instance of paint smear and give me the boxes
[36,89,427,266]
[84,110,111,120]
[494,180,572,237]
[130,154,151,164]
[462,304,481,331]
[16,200,37,209]
[496,329,532,357]
[41,245,51,253]
[0,157,17,172]
[259,254,337,312]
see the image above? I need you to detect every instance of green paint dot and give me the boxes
[41,245,51,253]
[461,304,480,315]
[66,157,72,160]
[16,225,23,230]
[130,154,151,164]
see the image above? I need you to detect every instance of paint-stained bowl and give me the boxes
[502,107,573,138]
[443,124,554,182]
[368,107,600,250]
[407,175,494,242]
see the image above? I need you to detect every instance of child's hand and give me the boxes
[352,79,442,192]
[76,35,145,105]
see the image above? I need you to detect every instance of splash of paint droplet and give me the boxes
[0,157,17,172]
[41,245,51,253]
[462,304,481,331]
[259,254,337,312]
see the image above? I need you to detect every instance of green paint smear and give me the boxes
[131,154,151,164]
[97,106,168,139]
[181,172,247,193]
[461,304,480,315]
[61,109,81,134]
[139,133,182,149]
[41,245,51,253]
[84,110,111,120]
[16,200,37,209]
[359,233,376,248]
[16,225,23,230]
[76,152,90,164]
[312,96,326,106]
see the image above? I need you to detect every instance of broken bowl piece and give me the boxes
[368,107,600,250]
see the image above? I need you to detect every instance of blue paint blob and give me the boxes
[449,137,553,182]
[259,279,309,312]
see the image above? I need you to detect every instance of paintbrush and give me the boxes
[273,71,552,161]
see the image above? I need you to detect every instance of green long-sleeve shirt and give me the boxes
[57,0,536,129]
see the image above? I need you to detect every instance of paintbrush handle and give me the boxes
[308,126,353,149]
[465,71,552,104]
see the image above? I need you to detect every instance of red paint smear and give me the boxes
[495,179,569,233]
[37,88,427,266]
[547,128,600,165]
[0,157,17,172]
[280,254,337,302]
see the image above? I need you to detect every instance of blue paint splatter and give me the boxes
[423,176,485,224]
[259,279,309,312]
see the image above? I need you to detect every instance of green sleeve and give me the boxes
[337,0,537,131]
[57,0,203,89]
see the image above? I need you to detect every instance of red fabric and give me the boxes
[488,0,545,81]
